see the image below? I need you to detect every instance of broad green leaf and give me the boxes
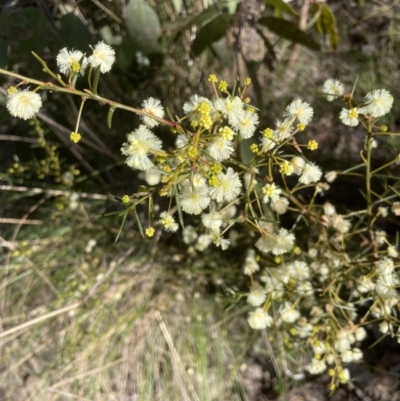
[191,14,233,56]
[264,0,297,16]
[58,13,94,50]
[258,16,320,51]
[125,0,163,56]
[210,37,233,67]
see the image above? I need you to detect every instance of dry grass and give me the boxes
[0,192,252,401]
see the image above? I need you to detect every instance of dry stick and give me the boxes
[10,195,49,242]
[0,184,111,200]
[0,217,42,225]
[51,358,126,388]
[262,330,281,380]
[47,388,93,401]
[0,302,80,339]
[156,311,201,401]
[0,134,57,145]
[90,0,122,23]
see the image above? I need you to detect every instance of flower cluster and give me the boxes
[6,87,42,120]
[237,80,398,390]
[4,42,399,392]
[121,76,325,254]
[322,79,394,126]
[6,42,115,122]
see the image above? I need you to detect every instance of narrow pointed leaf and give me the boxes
[133,207,144,238]
[313,4,339,49]
[258,17,320,51]
[115,211,128,242]
[192,14,233,56]
[174,184,184,228]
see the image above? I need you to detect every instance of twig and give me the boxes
[51,358,126,388]
[47,388,93,401]
[0,302,80,339]
[0,218,42,225]
[0,184,112,200]
[90,0,122,23]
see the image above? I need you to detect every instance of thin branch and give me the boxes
[0,184,112,200]
[0,302,80,339]
[0,218,42,225]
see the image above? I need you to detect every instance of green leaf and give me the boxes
[58,13,94,50]
[133,208,144,238]
[264,0,297,16]
[210,37,233,67]
[170,0,237,35]
[258,16,320,51]
[125,0,163,56]
[174,184,184,228]
[313,4,339,49]
[115,211,128,242]
[192,13,233,56]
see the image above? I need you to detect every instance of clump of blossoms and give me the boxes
[3,45,400,393]
[119,75,324,263]
[6,87,42,120]
[323,78,394,127]
[238,80,399,391]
